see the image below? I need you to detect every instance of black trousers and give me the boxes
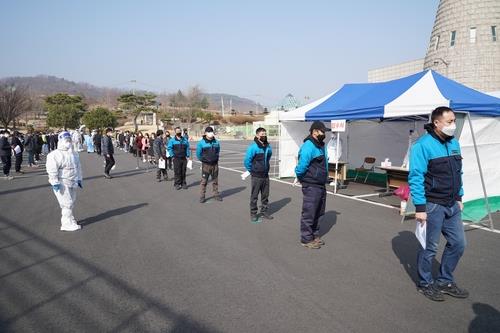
[250,176,269,216]
[300,185,326,243]
[104,154,115,175]
[1,155,11,176]
[15,153,22,172]
[95,145,101,155]
[167,157,173,169]
[173,157,187,186]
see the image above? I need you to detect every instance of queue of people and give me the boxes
[35,106,468,303]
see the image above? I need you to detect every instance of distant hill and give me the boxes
[0,75,261,113]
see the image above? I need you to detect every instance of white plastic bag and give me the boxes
[187,159,193,170]
[415,222,426,249]
[241,171,250,180]
[158,158,166,169]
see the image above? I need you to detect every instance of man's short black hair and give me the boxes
[105,127,113,133]
[256,127,266,134]
[175,127,181,131]
[431,106,454,124]
[156,130,163,136]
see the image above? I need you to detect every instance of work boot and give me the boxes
[417,284,445,302]
[314,237,325,245]
[301,241,321,249]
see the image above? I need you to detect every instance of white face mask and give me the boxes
[441,123,456,137]
[206,132,214,139]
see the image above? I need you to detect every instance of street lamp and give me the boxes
[433,57,450,76]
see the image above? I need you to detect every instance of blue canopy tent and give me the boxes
[279,70,500,226]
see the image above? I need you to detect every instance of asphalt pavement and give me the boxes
[1,140,499,333]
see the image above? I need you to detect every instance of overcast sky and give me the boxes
[0,0,439,105]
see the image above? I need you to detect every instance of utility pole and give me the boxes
[221,96,225,117]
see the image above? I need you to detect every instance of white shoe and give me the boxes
[60,224,81,232]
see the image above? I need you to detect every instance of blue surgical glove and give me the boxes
[78,180,83,188]
[52,184,61,192]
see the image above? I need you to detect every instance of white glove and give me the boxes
[241,171,250,180]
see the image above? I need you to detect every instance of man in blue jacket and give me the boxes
[244,127,273,222]
[168,126,191,190]
[196,126,221,203]
[295,121,330,249]
[409,106,468,302]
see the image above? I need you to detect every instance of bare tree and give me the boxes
[0,84,32,129]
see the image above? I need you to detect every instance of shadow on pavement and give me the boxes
[78,203,148,227]
[219,186,246,199]
[391,231,441,285]
[268,197,292,215]
[0,215,220,332]
[0,169,146,196]
[319,210,339,237]
[469,303,500,333]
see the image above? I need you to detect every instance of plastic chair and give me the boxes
[354,157,376,183]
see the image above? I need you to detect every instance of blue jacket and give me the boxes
[244,138,272,178]
[409,126,463,212]
[295,136,329,186]
[167,136,190,158]
[196,137,220,164]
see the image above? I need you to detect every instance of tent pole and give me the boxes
[466,112,494,230]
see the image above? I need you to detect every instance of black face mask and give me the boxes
[176,133,182,137]
[260,136,268,143]
[317,134,326,142]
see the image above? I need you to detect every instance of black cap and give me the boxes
[309,121,331,133]
[205,126,214,133]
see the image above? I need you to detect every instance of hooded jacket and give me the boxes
[295,135,329,186]
[409,124,463,212]
[46,139,82,187]
[244,137,272,178]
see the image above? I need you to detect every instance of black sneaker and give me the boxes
[417,285,445,302]
[436,282,469,299]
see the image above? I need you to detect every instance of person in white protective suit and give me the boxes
[71,129,83,152]
[46,131,83,231]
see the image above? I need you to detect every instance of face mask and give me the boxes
[62,140,72,150]
[440,123,456,137]
[176,132,182,137]
[317,134,326,142]
[206,132,214,139]
[259,136,267,143]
